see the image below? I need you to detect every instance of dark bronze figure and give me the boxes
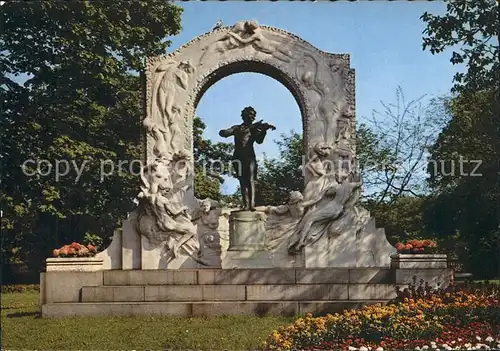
[219,106,276,211]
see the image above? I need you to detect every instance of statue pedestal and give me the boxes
[228,211,266,251]
[222,210,303,268]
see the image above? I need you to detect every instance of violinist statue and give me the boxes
[219,106,276,211]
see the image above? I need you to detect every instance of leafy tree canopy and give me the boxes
[422,0,500,278]
[1,1,183,268]
[421,0,499,93]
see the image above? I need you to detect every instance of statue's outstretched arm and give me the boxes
[271,205,290,215]
[301,195,323,209]
[228,31,259,44]
[219,125,236,137]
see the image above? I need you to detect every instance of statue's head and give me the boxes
[200,198,212,212]
[173,149,191,161]
[288,191,303,204]
[244,20,259,33]
[241,106,256,124]
[313,142,332,158]
[179,60,195,73]
[144,161,172,194]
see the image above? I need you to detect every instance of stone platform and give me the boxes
[41,268,398,317]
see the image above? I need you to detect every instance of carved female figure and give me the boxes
[302,142,335,205]
[148,60,194,158]
[255,191,305,251]
[288,176,362,254]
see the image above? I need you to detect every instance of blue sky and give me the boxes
[167,1,459,194]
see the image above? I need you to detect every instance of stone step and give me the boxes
[42,300,388,318]
[102,268,392,286]
[81,283,396,302]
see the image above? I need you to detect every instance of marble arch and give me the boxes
[144,20,356,187]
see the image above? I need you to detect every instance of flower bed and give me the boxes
[262,283,500,350]
[52,242,97,257]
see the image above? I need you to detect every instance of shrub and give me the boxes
[83,232,104,251]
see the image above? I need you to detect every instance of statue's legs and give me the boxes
[238,177,249,210]
[248,159,257,211]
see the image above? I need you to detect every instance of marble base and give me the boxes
[228,211,267,251]
[222,249,304,269]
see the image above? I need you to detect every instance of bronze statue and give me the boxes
[219,106,275,211]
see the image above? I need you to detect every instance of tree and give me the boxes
[421,0,500,278]
[421,0,499,93]
[424,91,500,278]
[356,87,444,205]
[192,116,233,201]
[255,132,304,206]
[0,1,183,270]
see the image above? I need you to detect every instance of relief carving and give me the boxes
[255,191,305,251]
[288,172,362,254]
[295,55,347,142]
[199,20,296,66]
[191,198,227,266]
[136,151,199,262]
[146,59,195,158]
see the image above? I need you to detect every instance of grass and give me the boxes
[1,291,294,350]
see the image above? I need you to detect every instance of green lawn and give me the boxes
[1,291,294,350]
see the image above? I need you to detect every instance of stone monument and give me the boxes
[40,21,452,318]
[91,19,397,269]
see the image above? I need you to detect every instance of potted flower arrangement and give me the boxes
[391,239,448,269]
[395,239,438,254]
[52,242,98,258]
[46,242,103,272]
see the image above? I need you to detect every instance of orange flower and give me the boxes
[78,246,89,256]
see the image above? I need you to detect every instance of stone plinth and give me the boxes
[228,211,266,251]
[390,254,452,288]
[45,257,104,272]
[390,254,448,269]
